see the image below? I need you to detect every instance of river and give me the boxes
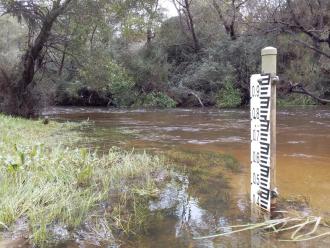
[1,106,327,247]
[40,106,330,247]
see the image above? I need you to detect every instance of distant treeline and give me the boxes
[0,0,329,116]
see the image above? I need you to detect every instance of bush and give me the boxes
[54,81,112,106]
[216,79,242,108]
[277,95,317,106]
[78,52,135,106]
[135,92,177,108]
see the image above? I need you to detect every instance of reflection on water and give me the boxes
[42,106,330,247]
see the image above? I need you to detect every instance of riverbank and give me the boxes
[53,80,323,110]
[0,114,170,247]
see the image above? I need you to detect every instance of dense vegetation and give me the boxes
[0,115,171,246]
[0,0,329,116]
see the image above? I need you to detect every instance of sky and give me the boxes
[159,0,178,18]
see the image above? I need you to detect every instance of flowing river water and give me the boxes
[2,106,330,247]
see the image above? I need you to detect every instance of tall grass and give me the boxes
[0,115,168,246]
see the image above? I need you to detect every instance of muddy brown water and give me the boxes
[2,106,330,247]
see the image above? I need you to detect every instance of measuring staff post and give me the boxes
[250,47,278,212]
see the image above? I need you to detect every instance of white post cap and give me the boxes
[261,47,277,76]
[261,47,277,56]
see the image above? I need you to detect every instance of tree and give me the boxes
[0,0,73,117]
[143,0,160,45]
[211,0,248,40]
[173,0,200,52]
[285,0,329,58]
[250,0,330,59]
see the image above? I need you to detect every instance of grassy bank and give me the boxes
[0,115,169,246]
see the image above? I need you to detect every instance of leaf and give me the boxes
[7,163,20,173]
[30,145,37,158]
[18,151,25,165]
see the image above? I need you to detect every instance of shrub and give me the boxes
[78,52,135,106]
[216,79,242,108]
[136,92,177,108]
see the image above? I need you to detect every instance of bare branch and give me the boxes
[288,81,330,104]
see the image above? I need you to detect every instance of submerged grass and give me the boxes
[0,114,169,246]
[164,148,241,173]
[162,148,237,212]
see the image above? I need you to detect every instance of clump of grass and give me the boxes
[0,114,83,148]
[0,114,168,246]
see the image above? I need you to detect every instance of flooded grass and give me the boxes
[164,148,241,173]
[76,125,139,150]
[0,114,170,247]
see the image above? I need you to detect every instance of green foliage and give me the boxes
[176,59,230,93]
[216,79,242,108]
[276,34,330,97]
[0,114,169,246]
[79,52,135,106]
[116,43,170,93]
[55,50,137,107]
[1,0,329,111]
[136,92,177,108]
[277,95,317,106]
[111,0,163,43]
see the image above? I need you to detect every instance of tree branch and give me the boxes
[288,81,330,104]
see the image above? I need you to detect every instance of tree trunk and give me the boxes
[0,0,72,117]
[58,43,68,76]
[90,25,97,53]
[213,0,237,41]
[146,24,155,45]
[184,0,200,52]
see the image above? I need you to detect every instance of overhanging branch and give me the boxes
[288,81,330,104]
